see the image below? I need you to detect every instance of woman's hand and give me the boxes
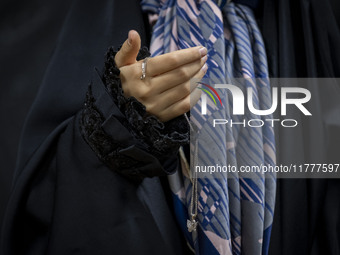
[115,30,207,122]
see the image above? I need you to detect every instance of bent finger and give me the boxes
[158,88,202,122]
[151,56,207,93]
[147,46,207,77]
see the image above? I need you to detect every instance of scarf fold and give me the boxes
[141,1,276,254]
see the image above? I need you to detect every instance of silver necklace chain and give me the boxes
[184,113,199,233]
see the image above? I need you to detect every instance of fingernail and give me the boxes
[199,47,207,56]
[201,55,207,62]
[128,31,133,46]
[201,63,208,72]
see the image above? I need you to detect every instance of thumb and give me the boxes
[115,30,141,68]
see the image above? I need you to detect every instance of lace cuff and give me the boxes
[79,46,189,181]
[103,46,189,157]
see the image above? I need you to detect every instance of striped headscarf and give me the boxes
[141,0,276,254]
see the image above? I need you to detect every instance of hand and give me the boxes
[115,30,207,122]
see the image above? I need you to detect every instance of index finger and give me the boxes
[146,46,207,77]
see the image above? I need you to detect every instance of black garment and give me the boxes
[257,0,340,254]
[0,0,71,233]
[1,0,188,254]
[80,47,189,182]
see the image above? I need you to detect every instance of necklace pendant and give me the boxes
[187,219,198,232]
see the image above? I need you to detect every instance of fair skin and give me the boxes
[115,30,207,122]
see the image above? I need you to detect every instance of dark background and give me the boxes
[0,0,340,252]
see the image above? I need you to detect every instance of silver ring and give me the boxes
[140,57,149,80]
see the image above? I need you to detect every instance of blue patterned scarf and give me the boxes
[141,1,276,254]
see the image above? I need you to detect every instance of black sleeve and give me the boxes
[79,46,189,182]
[0,47,188,255]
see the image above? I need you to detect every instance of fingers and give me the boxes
[156,88,202,122]
[154,62,208,110]
[190,87,203,108]
[147,46,208,76]
[155,82,192,111]
[115,30,141,68]
[149,67,207,120]
[151,55,208,93]
[156,94,191,122]
[155,60,206,121]
[118,44,209,122]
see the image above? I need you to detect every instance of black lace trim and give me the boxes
[79,46,189,180]
[103,46,189,156]
[80,85,143,181]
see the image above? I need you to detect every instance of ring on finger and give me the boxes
[140,57,150,80]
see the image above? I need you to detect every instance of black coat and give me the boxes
[0,0,188,254]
